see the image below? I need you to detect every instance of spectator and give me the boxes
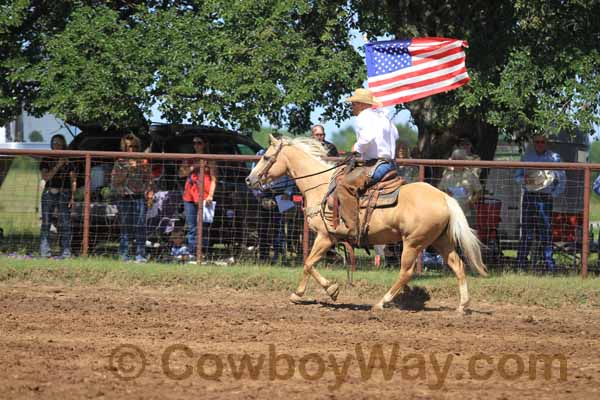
[438,149,482,227]
[179,136,217,260]
[457,137,481,178]
[514,134,566,271]
[39,134,77,258]
[593,174,600,197]
[169,228,190,262]
[410,146,434,184]
[395,140,417,182]
[311,124,339,157]
[252,149,296,264]
[111,133,152,263]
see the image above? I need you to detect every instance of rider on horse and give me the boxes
[334,88,399,243]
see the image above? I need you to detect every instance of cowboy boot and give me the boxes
[334,170,369,241]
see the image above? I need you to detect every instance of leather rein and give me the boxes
[255,142,355,191]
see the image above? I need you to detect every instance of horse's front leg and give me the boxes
[290,233,339,303]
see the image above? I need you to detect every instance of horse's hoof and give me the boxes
[290,292,303,304]
[368,304,384,320]
[456,307,470,316]
[371,303,384,312]
[326,283,340,301]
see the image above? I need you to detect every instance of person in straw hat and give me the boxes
[438,148,482,228]
[514,133,566,271]
[333,88,399,243]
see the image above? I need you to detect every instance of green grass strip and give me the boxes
[0,258,598,309]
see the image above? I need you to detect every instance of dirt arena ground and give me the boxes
[0,282,598,399]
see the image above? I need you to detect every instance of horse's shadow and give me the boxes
[294,286,440,312]
[294,286,494,315]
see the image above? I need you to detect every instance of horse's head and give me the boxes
[246,135,288,189]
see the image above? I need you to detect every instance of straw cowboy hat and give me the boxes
[345,88,383,107]
[525,169,556,192]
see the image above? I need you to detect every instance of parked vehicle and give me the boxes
[67,123,264,256]
[0,142,50,188]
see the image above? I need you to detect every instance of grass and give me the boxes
[0,257,598,308]
[590,194,600,221]
[1,154,599,307]
[0,156,41,238]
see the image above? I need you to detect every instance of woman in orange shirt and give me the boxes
[179,136,217,259]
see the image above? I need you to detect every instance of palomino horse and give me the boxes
[246,135,487,313]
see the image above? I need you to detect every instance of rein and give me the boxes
[259,147,355,191]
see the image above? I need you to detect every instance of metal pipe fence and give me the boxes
[0,148,598,277]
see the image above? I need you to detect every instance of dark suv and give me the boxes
[68,123,263,255]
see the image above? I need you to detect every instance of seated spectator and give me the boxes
[111,133,153,263]
[169,228,190,263]
[179,136,217,260]
[39,134,77,258]
[438,149,482,227]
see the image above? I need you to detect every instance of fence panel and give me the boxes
[0,149,596,276]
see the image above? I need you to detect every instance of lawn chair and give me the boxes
[475,197,502,265]
[551,211,583,270]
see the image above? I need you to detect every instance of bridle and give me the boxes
[254,141,357,190]
[255,140,285,185]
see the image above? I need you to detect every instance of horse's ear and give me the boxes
[269,134,280,145]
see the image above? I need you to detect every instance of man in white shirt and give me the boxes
[334,88,398,241]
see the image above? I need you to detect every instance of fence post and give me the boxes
[81,154,91,257]
[416,164,425,274]
[196,160,206,261]
[582,167,590,278]
[302,202,310,264]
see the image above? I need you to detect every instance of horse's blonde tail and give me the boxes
[445,195,488,277]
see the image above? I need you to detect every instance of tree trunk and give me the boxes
[409,103,500,184]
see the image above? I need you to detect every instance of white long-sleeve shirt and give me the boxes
[354,108,398,160]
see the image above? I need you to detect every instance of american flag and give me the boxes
[365,37,470,106]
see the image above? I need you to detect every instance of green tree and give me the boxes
[28,130,43,142]
[1,1,362,132]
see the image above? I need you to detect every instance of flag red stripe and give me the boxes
[410,39,459,57]
[411,46,465,67]
[378,77,471,106]
[371,67,468,98]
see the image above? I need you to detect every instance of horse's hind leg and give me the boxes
[372,244,419,311]
[290,233,339,303]
[432,235,470,314]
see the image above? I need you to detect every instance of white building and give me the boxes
[2,111,79,145]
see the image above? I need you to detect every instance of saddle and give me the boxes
[322,165,406,245]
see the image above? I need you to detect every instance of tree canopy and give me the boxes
[1,1,599,159]
[1,0,362,133]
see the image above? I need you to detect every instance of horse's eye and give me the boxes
[263,156,271,161]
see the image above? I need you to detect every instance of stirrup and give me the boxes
[357,231,370,254]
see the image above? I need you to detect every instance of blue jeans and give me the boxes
[40,190,72,257]
[370,161,396,184]
[183,201,210,256]
[117,197,147,260]
[258,207,285,262]
[517,192,555,270]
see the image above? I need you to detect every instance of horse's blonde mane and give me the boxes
[280,136,334,166]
